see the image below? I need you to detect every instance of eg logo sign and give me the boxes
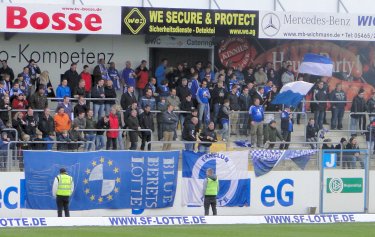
[0,179,25,209]
[323,153,337,168]
[261,179,294,207]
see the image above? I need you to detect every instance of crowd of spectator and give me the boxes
[0,57,374,169]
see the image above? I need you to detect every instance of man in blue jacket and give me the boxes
[249,98,264,148]
[155,58,168,87]
[196,79,211,128]
[56,79,71,99]
[280,107,293,150]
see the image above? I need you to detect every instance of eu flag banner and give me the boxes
[23,150,179,210]
[182,150,250,207]
[251,149,317,177]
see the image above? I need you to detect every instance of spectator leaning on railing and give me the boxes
[263,120,283,149]
[198,121,217,153]
[182,116,198,151]
[306,118,319,149]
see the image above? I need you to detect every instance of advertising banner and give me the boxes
[0,4,121,34]
[23,151,179,210]
[259,11,375,41]
[215,38,375,110]
[322,169,365,213]
[0,214,372,228]
[121,7,258,37]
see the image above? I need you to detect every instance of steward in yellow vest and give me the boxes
[53,168,74,217]
[203,168,219,216]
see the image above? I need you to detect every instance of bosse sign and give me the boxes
[0,4,121,34]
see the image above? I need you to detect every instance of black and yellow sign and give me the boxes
[121,7,258,37]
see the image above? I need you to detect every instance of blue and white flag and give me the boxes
[251,149,317,177]
[182,150,250,207]
[299,53,333,77]
[271,81,314,107]
[234,140,252,147]
[23,150,179,210]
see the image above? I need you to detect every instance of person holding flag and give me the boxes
[52,168,74,217]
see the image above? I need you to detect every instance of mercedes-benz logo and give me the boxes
[261,13,281,37]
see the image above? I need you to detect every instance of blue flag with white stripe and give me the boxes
[182,150,250,207]
[299,53,333,77]
[271,81,314,107]
[23,150,179,210]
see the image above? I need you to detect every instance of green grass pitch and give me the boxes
[1,223,375,237]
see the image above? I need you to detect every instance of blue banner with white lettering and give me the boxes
[23,151,179,210]
[182,150,250,207]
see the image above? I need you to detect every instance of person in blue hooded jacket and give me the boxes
[196,79,211,127]
[249,98,264,148]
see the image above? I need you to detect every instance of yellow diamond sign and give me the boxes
[124,8,146,35]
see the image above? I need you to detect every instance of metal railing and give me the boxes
[347,112,375,135]
[77,128,153,149]
[5,140,95,171]
[145,140,228,151]
[47,97,119,102]
[230,111,308,141]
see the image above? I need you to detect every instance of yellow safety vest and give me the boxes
[56,174,73,196]
[205,177,219,196]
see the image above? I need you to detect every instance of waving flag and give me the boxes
[299,53,333,77]
[23,150,179,210]
[271,81,314,107]
[251,149,317,177]
[182,150,250,207]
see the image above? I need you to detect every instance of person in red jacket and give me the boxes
[106,106,119,150]
[136,60,149,100]
[11,93,28,116]
[80,65,92,96]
